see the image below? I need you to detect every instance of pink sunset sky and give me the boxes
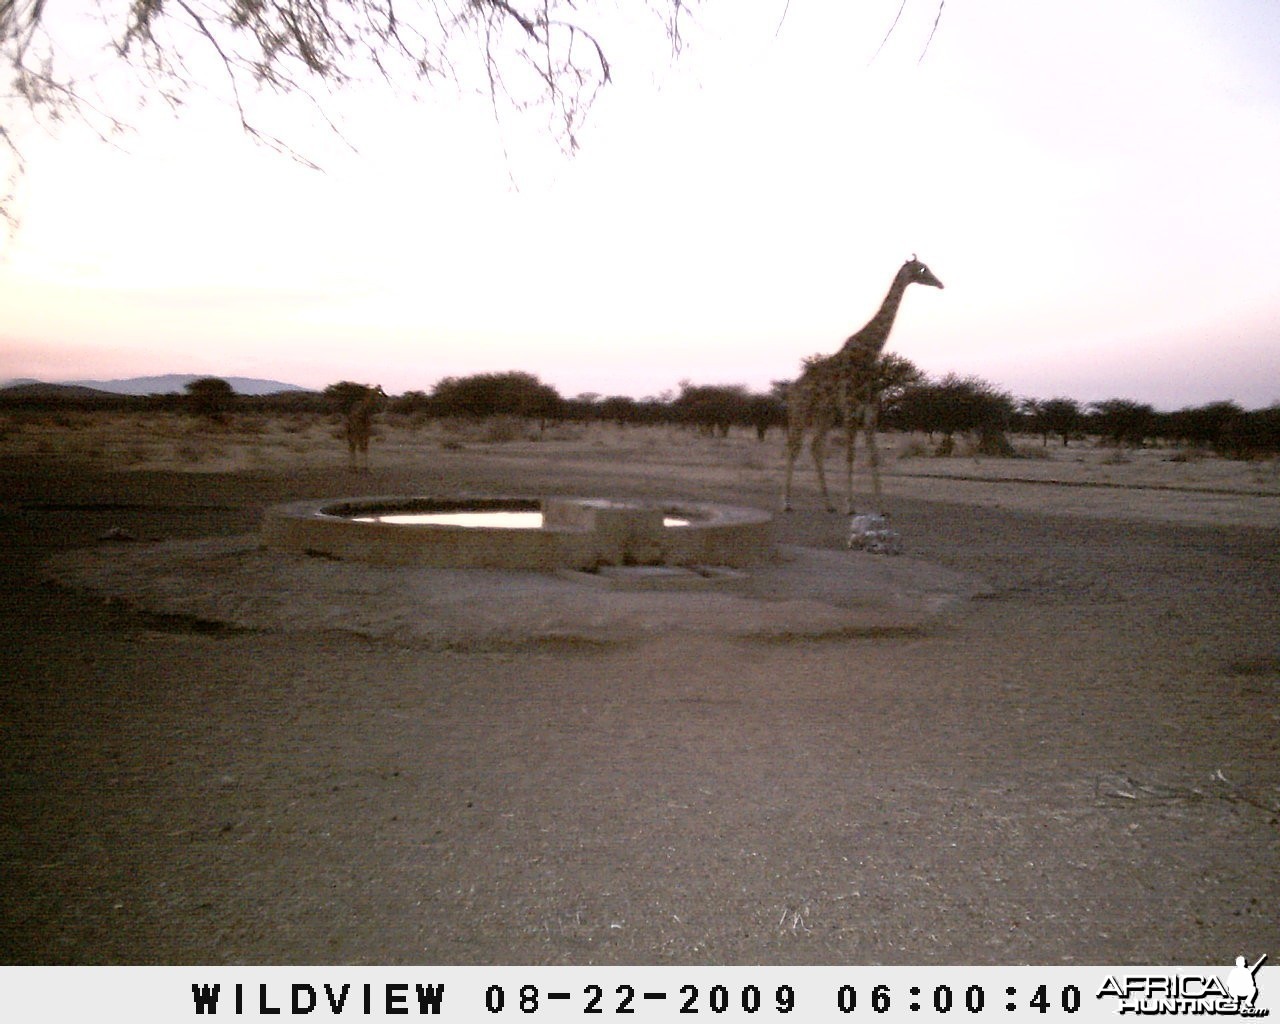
[2,0,1279,408]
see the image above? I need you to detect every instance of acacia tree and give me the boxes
[1023,396,1084,447]
[671,381,753,437]
[1165,401,1243,450]
[867,352,924,420]
[895,373,1015,455]
[747,389,785,442]
[429,370,561,424]
[324,380,383,413]
[1089,398,1155,447]
[185,375,236,419]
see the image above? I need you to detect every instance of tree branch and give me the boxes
[919,0,943,62]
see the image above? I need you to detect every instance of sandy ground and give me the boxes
[1,415,1277,965]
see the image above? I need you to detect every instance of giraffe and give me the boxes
[783,255,943,513]
[345,384,386,472]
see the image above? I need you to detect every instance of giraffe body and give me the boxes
[783,257,943,513]
[345,384,386,473]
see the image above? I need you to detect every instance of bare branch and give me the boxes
[3,0,700,222]
[919,0,944,62]
[869,0,908,64]
[773,0,790,39]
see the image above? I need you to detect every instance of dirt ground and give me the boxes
[1,416,1277,965]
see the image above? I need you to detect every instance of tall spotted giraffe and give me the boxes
[783,256,943,513]
[345,384,386,472]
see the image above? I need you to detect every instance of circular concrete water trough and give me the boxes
[262,495,774,571]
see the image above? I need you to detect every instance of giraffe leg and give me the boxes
[865,418,883,513]
[844,417,858,516]
[811,428,836,512]
[782,423,804,512]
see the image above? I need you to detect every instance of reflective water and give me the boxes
[353,511,544,528]
[352,511,692,528]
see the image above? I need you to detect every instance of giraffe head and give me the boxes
[347,383,386,413]
[902,255,944,289]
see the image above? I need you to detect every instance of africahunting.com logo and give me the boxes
[1098,956,1268,1016]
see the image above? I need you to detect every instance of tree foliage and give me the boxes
[868,352,925,417]
[891,372,1015,454]
[429,369,561,421]
[1088,398,1156,447]
[184,375,236,418]
[1022,396,1084,447]
[670,381,750,437]
[591,394,666,427]
[1163,401,1243,449]
[384,377,1280,458]
[6,365,1280,458]
[1216,404,1280,459]
[324,380,383,413]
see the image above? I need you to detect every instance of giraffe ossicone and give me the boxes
[782,256,943,516]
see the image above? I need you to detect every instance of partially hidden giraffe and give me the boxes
[345,384,386,472]
[783,256,943,513]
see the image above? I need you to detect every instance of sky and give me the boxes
[2,0,1280,409]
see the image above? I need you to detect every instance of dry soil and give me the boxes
[1,419,1277,964]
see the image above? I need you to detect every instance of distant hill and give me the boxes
[0,382,118,400]
[2,374,314,396]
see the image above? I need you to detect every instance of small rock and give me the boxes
[847,513,903,556]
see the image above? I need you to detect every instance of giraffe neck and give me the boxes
[841,267,911,360]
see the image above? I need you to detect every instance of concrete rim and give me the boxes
[261,494,775,570]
